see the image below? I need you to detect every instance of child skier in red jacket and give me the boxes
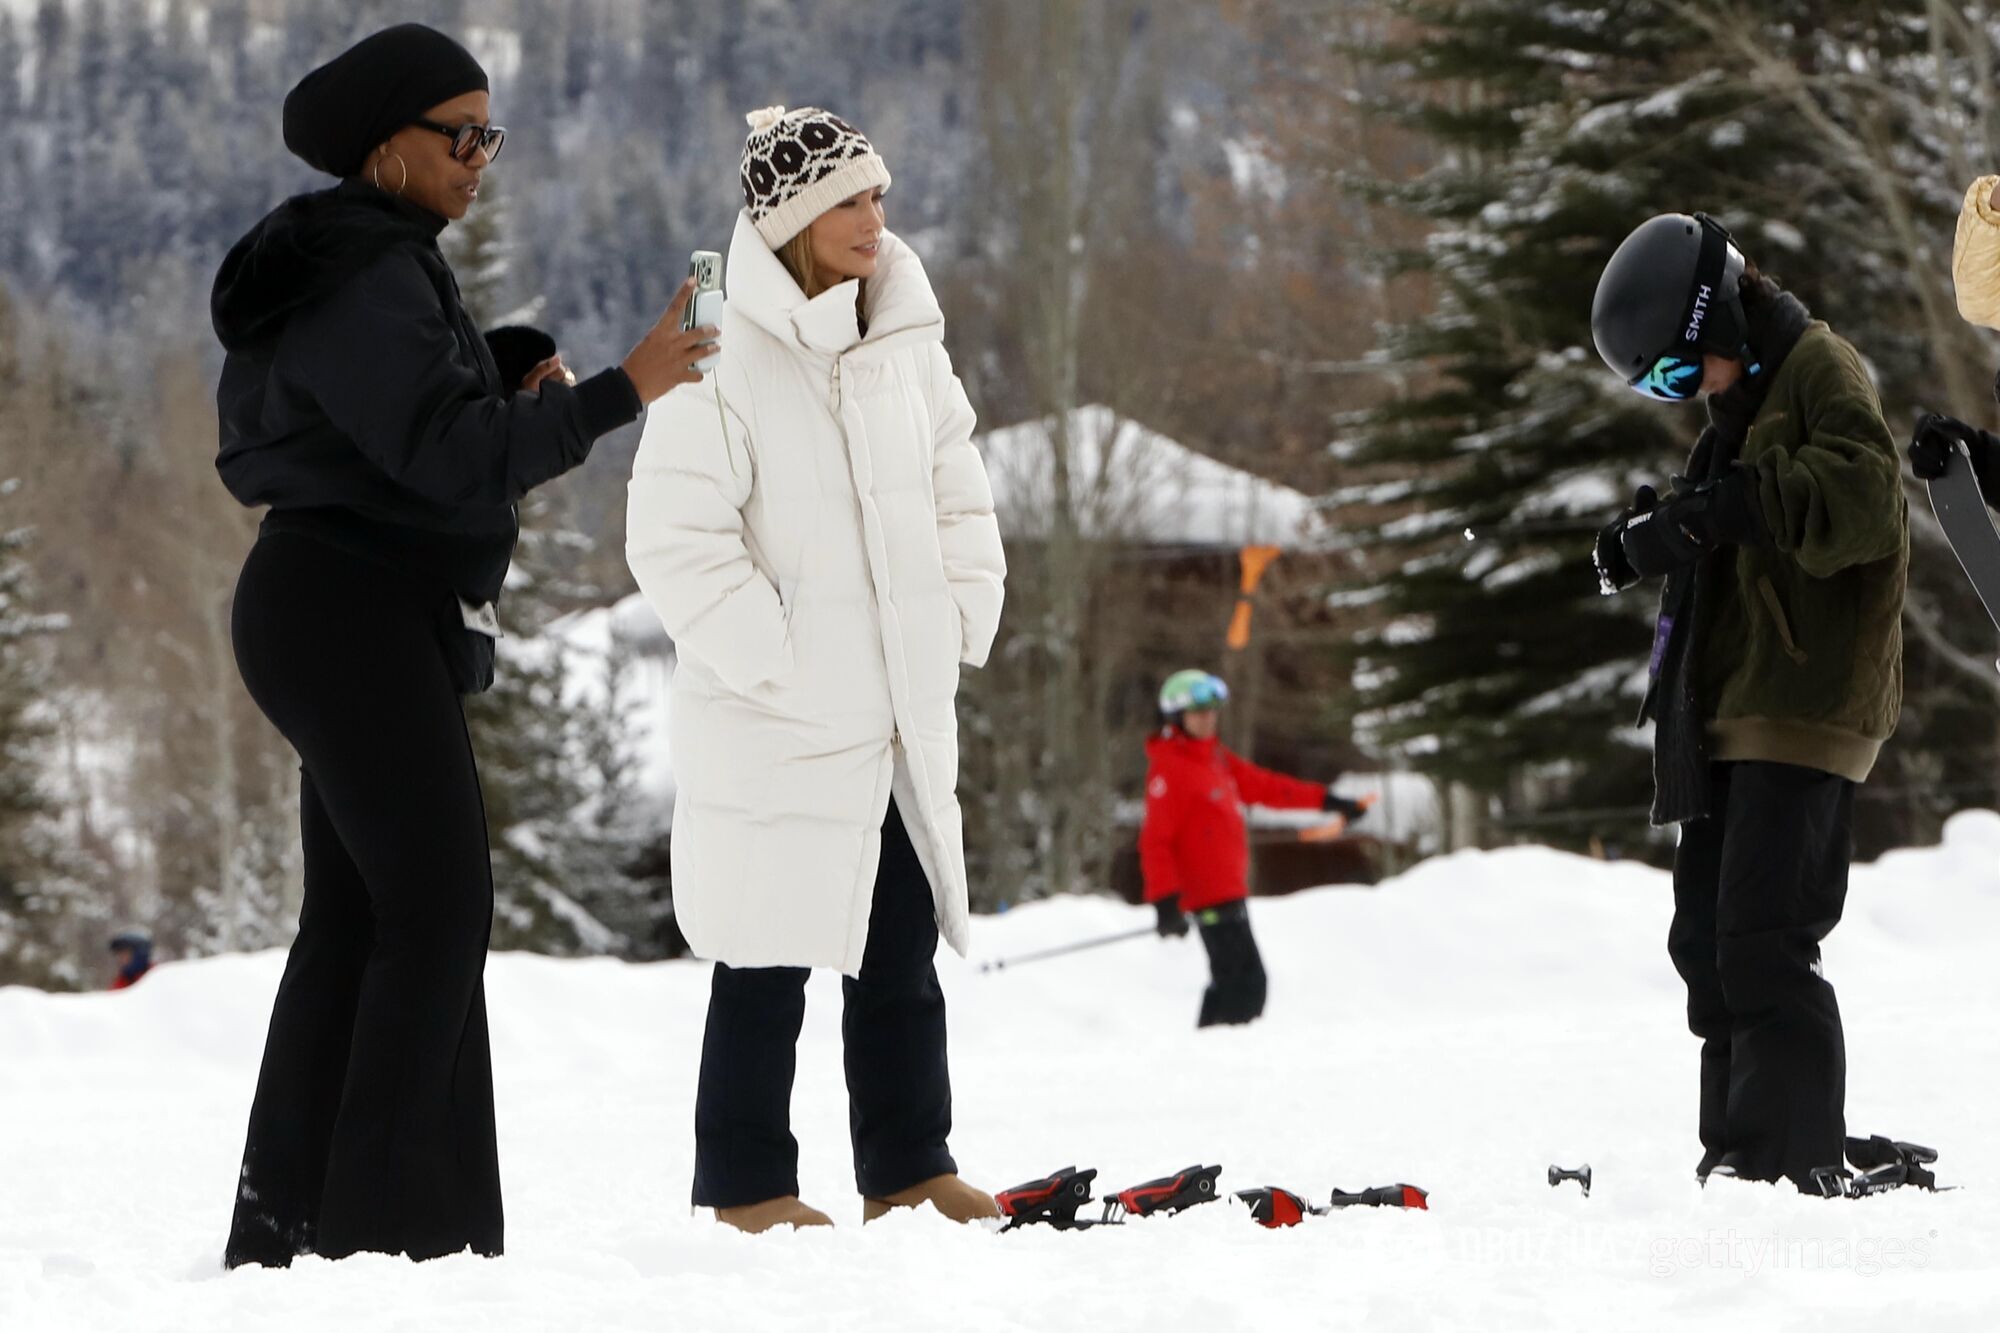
[1140,670,1367,1026]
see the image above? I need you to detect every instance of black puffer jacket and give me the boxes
[212,180,640,617]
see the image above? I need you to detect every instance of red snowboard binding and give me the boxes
[1239,1182,1429,1227]
[1101,1164,1223,1222]
[995,1165,1101,1231]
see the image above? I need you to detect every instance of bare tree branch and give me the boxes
[1904,586,2000,702]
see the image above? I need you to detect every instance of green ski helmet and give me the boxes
[1591,212,1758,402]
[1158,669,1229,715]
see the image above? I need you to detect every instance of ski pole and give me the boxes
[977,925,1158,973]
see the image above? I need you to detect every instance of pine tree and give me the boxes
[0,481,81,988]
[444,192,650,955]
[1334,0,1973,851]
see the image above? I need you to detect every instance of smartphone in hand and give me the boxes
[681,250,723,373]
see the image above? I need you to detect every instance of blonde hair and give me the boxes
[777,230,830,298]
[777,226,867,317]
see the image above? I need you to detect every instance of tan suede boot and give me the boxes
[714,1196,836,1234]
[861,1174,1002,1224]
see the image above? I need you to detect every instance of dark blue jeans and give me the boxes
[691,800,957,1208]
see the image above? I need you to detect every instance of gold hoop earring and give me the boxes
[372,152,409,197]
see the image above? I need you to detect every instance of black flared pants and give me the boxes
[224,533,501,1266]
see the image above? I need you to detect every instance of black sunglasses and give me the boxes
[412,117,507,164]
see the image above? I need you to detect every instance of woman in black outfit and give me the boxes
[211,24,714,1266]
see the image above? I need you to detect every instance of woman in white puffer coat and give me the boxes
[626,107,1006,1233]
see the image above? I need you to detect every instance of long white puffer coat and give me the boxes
[626,210,1006,974]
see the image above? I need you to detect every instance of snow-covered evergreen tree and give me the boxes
[0,457,83,985]
[1333,0,1970,851]
[444,198,653,956]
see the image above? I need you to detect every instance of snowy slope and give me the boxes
[6,816,2000,1332]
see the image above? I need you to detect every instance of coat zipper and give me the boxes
[830,355,900,758]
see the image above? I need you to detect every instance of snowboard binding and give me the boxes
[1328,1183,1430,1210]
[1101,1164,1223,1222]
[1238,1181,1430,1226]
[1809,1136,1943,1199]
[995,1165,1101,1231]
[1237,1185,1321,1227]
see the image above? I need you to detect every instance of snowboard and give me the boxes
[1927,441,2000,656]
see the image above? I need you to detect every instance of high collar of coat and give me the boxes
[1148,728,1219,762]
[723,208,945,363]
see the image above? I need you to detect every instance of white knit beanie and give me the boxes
[739,106,892,249]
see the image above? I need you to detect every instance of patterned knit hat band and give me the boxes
[740,106,891,249]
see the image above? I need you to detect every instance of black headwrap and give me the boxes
[282,24,489,179]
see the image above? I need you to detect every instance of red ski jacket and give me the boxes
[1139,731,1326,912]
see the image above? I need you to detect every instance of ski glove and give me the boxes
[1592,486,1657,595]
[1323,790,1370,822]
[1154,894,1190,938]
[1618,467,1767,579]
[1909,412,1998,494]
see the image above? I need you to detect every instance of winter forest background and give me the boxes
[5,0,2000,987]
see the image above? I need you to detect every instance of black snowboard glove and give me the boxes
[1322,789,1369,823]
[1154,894,1189,938]
[1618,467,1767,579]
[1592,485,1659,595]
[1909,412,1999,497]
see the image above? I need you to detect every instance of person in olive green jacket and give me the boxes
[1588,213,1907,1192]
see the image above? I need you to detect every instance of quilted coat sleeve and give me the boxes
[1746,335,1905,580]
[1954,176,2000,330]
[625,377,793,692]
[927,345,1007,667]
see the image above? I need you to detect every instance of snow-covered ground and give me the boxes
[6,816,2000,1332]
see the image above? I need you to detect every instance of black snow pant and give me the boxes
[691,800,957,1208]
[1195,900,1267,1028]
[223,533,502,1266]
[1668,760,1852,1190]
